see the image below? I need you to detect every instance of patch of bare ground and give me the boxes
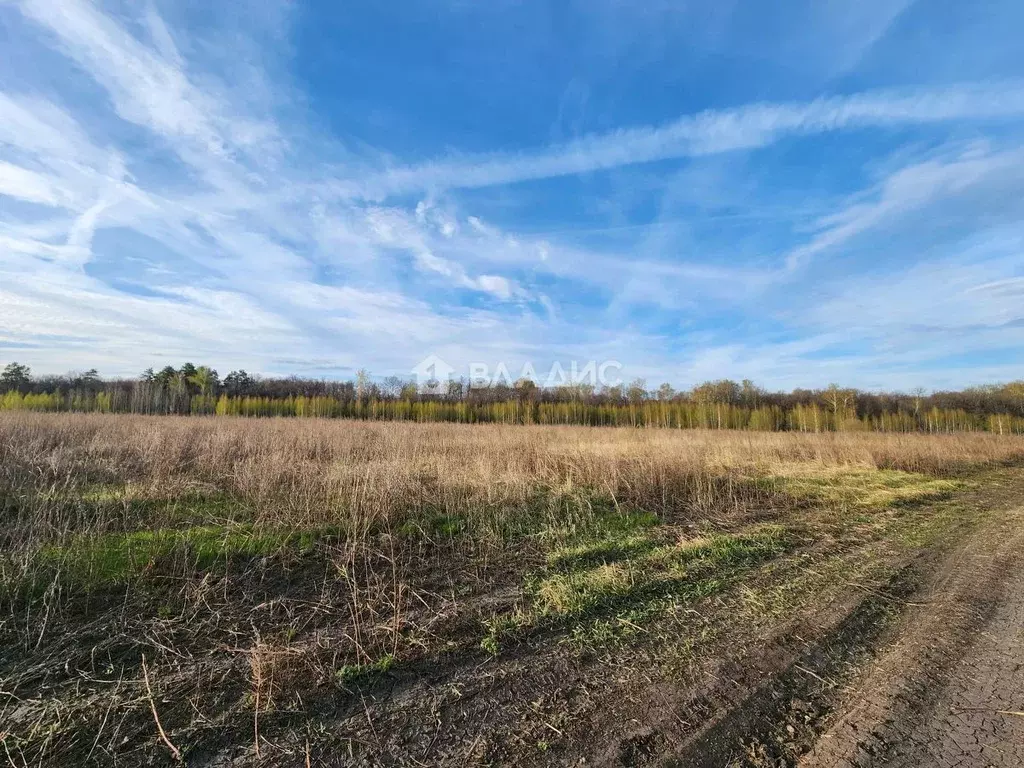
[243,470,1024,767]
[800,472,1024,767]
[659,467,1024,768]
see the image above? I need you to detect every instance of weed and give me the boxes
[480,634,500,656]
[0,412,1017,765]
[335,654,396,687]
[482,526,788,653]
[32,524,332,590]
[398,512,467,538]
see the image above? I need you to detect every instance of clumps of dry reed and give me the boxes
[2,412,1021,549]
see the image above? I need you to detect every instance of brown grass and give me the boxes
[2,411,1020,544]
[0,412,1022,765]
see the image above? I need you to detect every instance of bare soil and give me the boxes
[289,467,1024,767]
[666,467,1024,768]
[800,471,1024,767]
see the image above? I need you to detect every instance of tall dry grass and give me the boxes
[1,412,1022,765]
[2,411,1022,552]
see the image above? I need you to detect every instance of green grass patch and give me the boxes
[39,483,253,529]
[34,524,333,589]
[547,534,661,571]
[482,526,787,653]
[889,498,985,549]
[545,504,659,543]
[755,468,964,510]
[535,527,786,618]
[334,653,396,687]
[469,485,660,543]
[394,488,660,549]
[545,505,660,567]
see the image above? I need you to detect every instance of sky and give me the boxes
[1,0,1023,392]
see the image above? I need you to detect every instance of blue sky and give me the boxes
[1,0,1023,391]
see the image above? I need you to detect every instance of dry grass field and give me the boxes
[2,413,1023,765]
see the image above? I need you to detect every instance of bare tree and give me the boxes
[822,383,856,415]
[355,369,371,401]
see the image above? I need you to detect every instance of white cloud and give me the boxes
[968,277,1024,299]
[413,250,525,301]
[785,144,1024,268]
[0,91,105,166]
[16,0,277,165]
[1,0,1023,391]
[474,274,515,301]
[802,240,1024,335]
[335,81,1024,200]
[0,161,65,206]
[63,197,116,265]
[19,0,219,150]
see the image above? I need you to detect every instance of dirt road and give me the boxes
[803,485,1024,767]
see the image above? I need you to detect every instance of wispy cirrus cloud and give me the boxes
[337,81,1024,200]
[0,0,1023,389]
[0,0,550,377]
[0,161,66,206]
[784,143,1024,269]
[17,0,283,171]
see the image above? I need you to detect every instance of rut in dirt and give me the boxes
[665,469,1024,768]
[802,498,1024,768]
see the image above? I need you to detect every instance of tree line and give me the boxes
[2,362,1023,434]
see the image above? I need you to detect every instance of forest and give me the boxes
[1,361,1023,433]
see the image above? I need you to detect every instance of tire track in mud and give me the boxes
[665,468,1024,768]
[802,499,1024,768]
[664,563,915,767]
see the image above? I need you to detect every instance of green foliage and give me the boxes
[34,524,329,590]
[156,366,177,385]
[755,468,963,510]
[0,391,62,411]
[223,369,255,396]
[481,526,787,652]
[480,634,501,656]
[334,654,395,686]
[0,362,31,393]
[3,364,1024,434]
